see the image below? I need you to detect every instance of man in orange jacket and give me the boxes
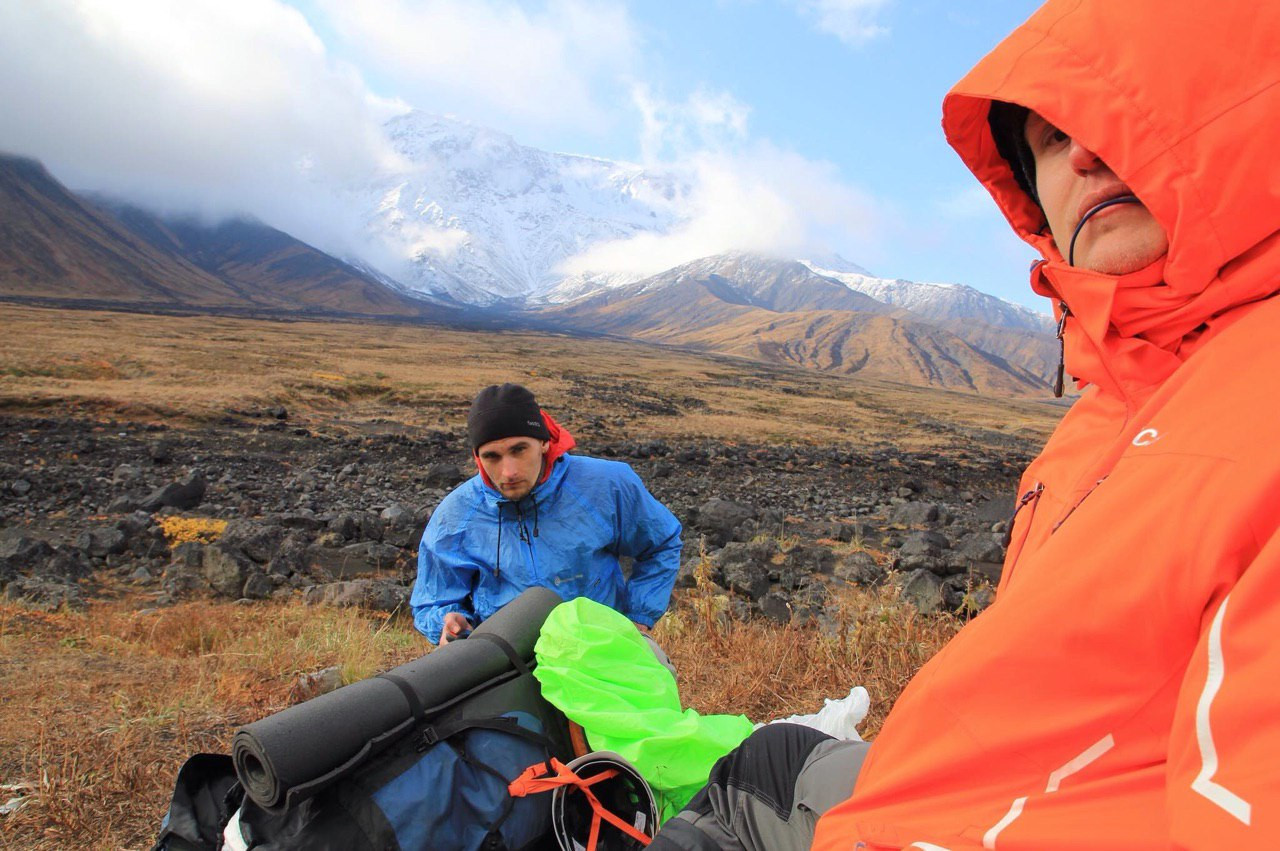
[651,0,1280,847]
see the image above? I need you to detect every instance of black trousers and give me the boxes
[649,724,869,851]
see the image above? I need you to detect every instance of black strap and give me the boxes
[471,632,533,678]
[419,715,555,752]
[376,673,426,721]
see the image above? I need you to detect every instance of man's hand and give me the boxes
[632,621,651,634]
[439,612,473,645]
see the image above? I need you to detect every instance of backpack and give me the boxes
[153,588,573,851]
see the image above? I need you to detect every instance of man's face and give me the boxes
[476,436,549,500]
[1025,111,1169,274]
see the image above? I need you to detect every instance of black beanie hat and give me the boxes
[467,384,550,451]
[987,100,1040,206]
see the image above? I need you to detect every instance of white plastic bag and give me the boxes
[759,686,870,741]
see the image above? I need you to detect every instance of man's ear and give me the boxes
[539,440,550,456]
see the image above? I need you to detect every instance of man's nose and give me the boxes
[1068,138,1103,175]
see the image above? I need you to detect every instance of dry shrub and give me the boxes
[659,579,961,738]
[2,579,959,848]
[0,598,426,850]
[155,516,228,547]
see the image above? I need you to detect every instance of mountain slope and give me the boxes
[0,155,251,305]
[545,254,1046,395]
[103,202,437,316]
[0,154,442,317]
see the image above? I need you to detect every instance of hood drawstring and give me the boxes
[1054,301,1071,398]
[531,495,540,538]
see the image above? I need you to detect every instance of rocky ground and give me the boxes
[0,408,1037,626]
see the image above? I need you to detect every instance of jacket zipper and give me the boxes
[999,482,1044,591]
[1053,301,1071,398]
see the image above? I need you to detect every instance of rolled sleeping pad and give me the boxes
[232,586,563,811]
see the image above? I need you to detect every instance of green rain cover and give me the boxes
[533,598,755,820]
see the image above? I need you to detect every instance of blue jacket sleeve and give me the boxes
[410,514,477,643]
[614,466,683,627]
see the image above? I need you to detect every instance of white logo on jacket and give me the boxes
[1132,428,1161,447]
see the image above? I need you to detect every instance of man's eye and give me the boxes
[1044,128,1069,148]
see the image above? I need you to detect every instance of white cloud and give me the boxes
[0,0,409,264]
[561,86,883,276]
[313,0,638,136]
[791,0,891,46]
[936,184,998,220]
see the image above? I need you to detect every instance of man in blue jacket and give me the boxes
[411,383,684,645]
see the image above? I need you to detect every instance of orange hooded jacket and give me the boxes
[813,1,1280,848]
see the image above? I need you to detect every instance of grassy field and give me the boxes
[0,305,1063,449]
[0,304,1061,848]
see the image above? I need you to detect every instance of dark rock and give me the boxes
[896,568,945,614]
[140,472,207,511]
[294,666,343,700]
[759,592,792,624]
[956,533,1005,565]
[42,550,92,582]
[891,502,940,526]
[716,540,773,601]
[130,565,154,583]
[4,577,86,612]
[304,579,409,613]
[834,550,885,586]
[241,570,274,600]
[274,511,322,531]
[106,496,140,513]
[696,498,756,546]
[149,440,173,464]
[811,520,854,542]
[202,544,250,597]
[10,479,32,497]
[112,464,143,484]
[424,463,467,489]
[328,512,361,541]
[219,520,285,564]
[308,542,403,581]
[75,527,129,557]
[268,405,288,420]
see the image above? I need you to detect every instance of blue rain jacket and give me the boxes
[411,453,683,643]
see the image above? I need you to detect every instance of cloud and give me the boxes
[560,88,884,277]
[935,184,999,220]
[313,0,638,136]
[0,0,408,264]
[791,0,891,46]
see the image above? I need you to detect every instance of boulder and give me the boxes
[202,544,250,598]
[75,526,129,558]
[890,501,940,526]
[140,472,207,512]
[4,577,86,612]
[424,463,467,489]
[833,550,885,586]
[696,498,756,546]
[307,542,403,581]
[759,592,792,624]
[219,520,286,564]
[304,579,410,613]
[896,568,945,614]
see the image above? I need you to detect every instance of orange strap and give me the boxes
[508,758,652,849]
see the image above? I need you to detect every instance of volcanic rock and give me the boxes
[140,472,207,511]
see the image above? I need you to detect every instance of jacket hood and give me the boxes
[942,0,1280,399]
[475,411,577,496]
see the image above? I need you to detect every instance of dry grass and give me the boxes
[0,578,959,850]
[0,305,1062,449]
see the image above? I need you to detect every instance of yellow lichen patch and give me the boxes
[156,516,228,546]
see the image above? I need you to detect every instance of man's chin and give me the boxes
[499,484,531,500]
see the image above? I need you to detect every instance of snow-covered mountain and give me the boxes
[348,111,685,304]
[801,261,1054,335]
[333,111,1050,335]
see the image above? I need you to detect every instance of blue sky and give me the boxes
[0,0,1049,310]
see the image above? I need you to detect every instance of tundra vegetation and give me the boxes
[0,305,1063,849]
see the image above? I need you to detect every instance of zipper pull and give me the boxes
[1053,301,1071,398]
[1002,482,1044,549]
